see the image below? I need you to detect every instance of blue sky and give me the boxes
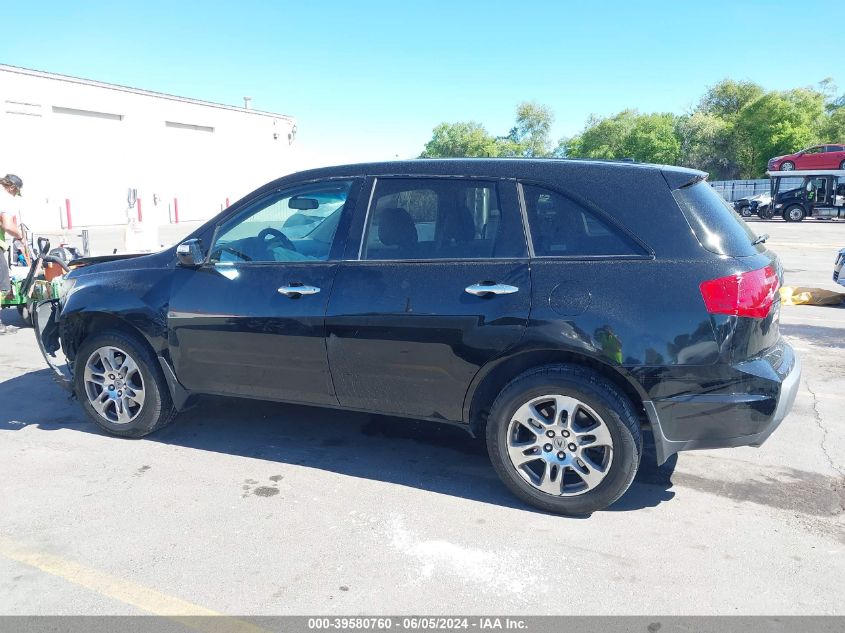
[2,0,842,166]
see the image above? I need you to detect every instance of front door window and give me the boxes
[209,180,354,263]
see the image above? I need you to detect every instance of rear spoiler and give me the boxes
[662,169,707,190]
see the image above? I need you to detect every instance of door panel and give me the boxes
[169,263,338,404]
[325,176,529,422]
[804,147,827,169]
[325,261,530,420]
[166,178,362,405]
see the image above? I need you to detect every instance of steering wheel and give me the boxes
[257,227,297,253]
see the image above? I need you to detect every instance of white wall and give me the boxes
[0,66,298,253]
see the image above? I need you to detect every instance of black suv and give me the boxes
[35,159,801,515]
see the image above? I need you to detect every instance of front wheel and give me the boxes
[840,159,845,170]
[780,161,795,171]
[783,205,805,222]
[74,329,177,437]
[486,364,641,515]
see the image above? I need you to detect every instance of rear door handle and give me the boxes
[464,283,519,296]
[277,284,320,297]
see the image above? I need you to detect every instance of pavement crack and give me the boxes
[805,379,845,478]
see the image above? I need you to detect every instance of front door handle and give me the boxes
[277,284,320,297]
[464,283,519,296]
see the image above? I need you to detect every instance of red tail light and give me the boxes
[699,265,780,319]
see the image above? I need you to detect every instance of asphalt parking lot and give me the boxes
[1,219,843,616]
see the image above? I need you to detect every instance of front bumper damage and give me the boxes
[34,298,192,410]
[33,299,73,392]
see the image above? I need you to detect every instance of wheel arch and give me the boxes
[464,348,648,436]
[62,310,158,365]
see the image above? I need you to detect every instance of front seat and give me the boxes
[438,205,476,257]
[377,207,418,258]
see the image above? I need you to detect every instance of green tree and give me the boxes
[697,79,764,119]
[563,111,635,159]
[418,78,845,175]
[820,107,845,143]
[504,101,555,157]
[564,110,679,164]
[819,79,845,141]
[732,88,825,177]
[675,112,734,179]
[419,121,500,158]
[622,112,681,164]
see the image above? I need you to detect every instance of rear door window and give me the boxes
[362,178,526,260]
[672,181,762,257]
[521,184,646,257]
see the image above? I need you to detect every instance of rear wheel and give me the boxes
[486,364,641,515]
[74,329,177,437]
[783,205,805,222]
[780,161,795,171]
[840,159,845,170]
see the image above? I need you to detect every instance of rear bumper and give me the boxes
[645,342,802,464]
[33,298,73,392]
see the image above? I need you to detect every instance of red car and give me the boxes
[768,144,845,171]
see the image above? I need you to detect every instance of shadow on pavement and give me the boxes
[781,322,845,348]
[0,368,677,515]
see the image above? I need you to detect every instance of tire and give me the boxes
[783,205,805,222]
[486,364,641,515]
[17,304,32,325]
[740,206,754,218]
[840,159,845,170]
[780,161,795,171]
[74,328,177,437]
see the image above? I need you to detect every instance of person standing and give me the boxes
[0,174,24,335]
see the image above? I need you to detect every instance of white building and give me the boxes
[0,64,298,253]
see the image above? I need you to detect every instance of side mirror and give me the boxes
[37,237,51,256]
[176,239,204,267]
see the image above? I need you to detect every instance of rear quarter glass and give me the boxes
[673,181,764,257]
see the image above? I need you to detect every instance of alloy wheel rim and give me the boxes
[782,163,794,171]
[506,394,614,497]
[83,346,145,424]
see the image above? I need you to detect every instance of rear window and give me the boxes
[673,181,763,257]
